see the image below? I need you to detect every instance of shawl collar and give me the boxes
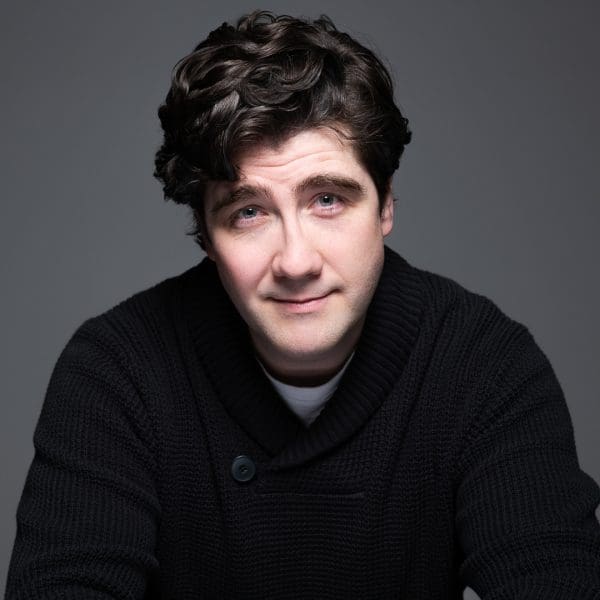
[183,246,423,470]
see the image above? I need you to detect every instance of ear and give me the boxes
[205,248,216,262]
[203,236,216,261]
[380,186,394,237]
[196,210,216,260]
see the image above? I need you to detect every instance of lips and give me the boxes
[269,292,332,313]
[272,294,329,304]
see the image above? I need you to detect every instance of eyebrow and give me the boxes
[293,174,366,196]
[208,184,271,215]
[208,173,367,215]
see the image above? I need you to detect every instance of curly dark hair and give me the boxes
[154,11,411,247]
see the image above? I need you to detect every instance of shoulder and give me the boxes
[55,261,214,386]
[78,259,214,342]
[405,257,563,438]
[392,253,572,456]
[387,249,544,383]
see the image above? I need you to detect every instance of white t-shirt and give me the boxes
[260,355,354,426]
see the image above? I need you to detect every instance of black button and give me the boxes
[231,455,256,483]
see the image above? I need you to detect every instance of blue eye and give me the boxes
[229,206,264,228]
[316,194,338,207]
[239,207,259,219]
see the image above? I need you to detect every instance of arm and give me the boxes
[6,320,160,599]
[456,326,600,599]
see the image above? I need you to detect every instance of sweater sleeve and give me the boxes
[6,319,160,599]
[456,325,600,599]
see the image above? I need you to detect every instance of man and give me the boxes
[6,11,600,599]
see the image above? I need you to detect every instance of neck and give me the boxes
[258,358,350,387]
[250,319,364,386]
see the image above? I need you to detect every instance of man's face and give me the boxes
[204,127,393,385]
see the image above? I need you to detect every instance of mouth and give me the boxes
[270,293,332,313]
[273,294,328,304]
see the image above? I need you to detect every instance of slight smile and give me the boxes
[271,293,332,314]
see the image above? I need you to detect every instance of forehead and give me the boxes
[205,127,373,204]
[240,127,370,182]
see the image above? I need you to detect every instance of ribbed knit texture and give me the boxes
[6,247,600,599]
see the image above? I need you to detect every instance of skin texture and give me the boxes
[204,127,394,385]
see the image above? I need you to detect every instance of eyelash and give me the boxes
[229,206,265,228]
[314,193,342,210]
[229,193,345,227]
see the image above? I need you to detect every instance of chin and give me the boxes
[272,330,353,365]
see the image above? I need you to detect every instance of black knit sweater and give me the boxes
[7,248,600,598]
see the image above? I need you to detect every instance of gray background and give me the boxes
[1,2,598,597]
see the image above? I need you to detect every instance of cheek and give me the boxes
[341,231,385,294]
[219,261,252,294]
[213,246,267,298]
[326,220,384,264]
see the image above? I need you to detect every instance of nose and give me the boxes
[271,219,323,281]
